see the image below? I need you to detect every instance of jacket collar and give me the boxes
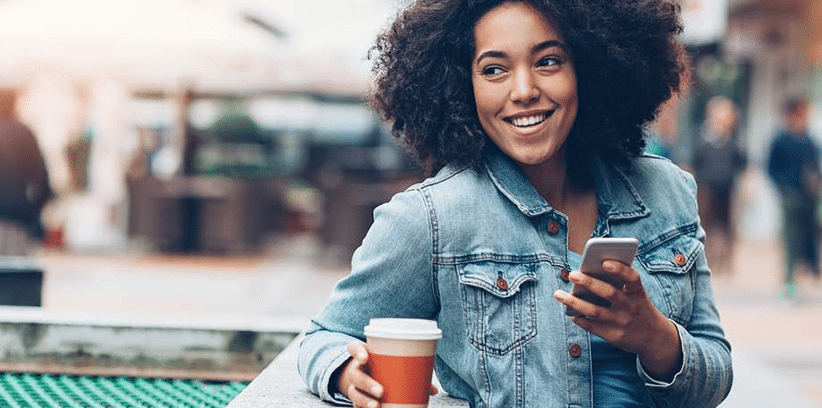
[592,158,649,220]
[483,147,649,220]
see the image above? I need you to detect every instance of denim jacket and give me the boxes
[298,149,733,408]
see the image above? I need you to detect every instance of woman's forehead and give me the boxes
[472,2,563,53]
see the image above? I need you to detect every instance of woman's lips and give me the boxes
[504,110,554,128]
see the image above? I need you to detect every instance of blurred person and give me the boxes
[298,0,733,407]
[65,85,93,192]
[767,96,821,304]
[180,89,201,177]
[0,88,53,255]
[692,96,746,274]
[179,89,203,252]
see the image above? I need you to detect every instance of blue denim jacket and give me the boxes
[298,149,733,408]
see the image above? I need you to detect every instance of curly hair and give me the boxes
[369,0,686,185]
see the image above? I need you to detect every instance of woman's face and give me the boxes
[471,2,578,167]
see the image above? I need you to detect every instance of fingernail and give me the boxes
[368,400,378,408]
[371,385,383,397]
[603,260,618,271]
[553,290,567,301]
[568,271,581,283]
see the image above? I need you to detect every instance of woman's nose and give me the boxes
[511,69,539,104]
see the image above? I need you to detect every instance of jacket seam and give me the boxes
[435,253,564,266]
[415,186,441,313]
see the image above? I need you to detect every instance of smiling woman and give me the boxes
[299,1,733,407]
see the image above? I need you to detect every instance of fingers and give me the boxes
[554,261,645,320]
[348,341,370,365]
[568,270,622,301]
[554,289,600,319]
[343,341,383,408]
[347,381,381,408]
[343,342,438,407]
[601,260,644,294]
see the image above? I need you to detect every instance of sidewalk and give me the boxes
[711,239,822,407]
[32,236,822,407]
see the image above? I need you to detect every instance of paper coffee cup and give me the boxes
[364,318,442,408]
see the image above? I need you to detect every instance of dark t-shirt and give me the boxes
[767,131,820,196]
[0,115,52,234]
[693,138,747,191]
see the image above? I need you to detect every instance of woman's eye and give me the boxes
[481,66,505,76]
[537,57,561,68]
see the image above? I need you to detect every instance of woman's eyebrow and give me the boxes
[533,39,566,54]
[475,39,566,65]
[475,50,507,65]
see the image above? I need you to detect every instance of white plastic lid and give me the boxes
[364,318,442,340]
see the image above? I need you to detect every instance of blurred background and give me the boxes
[0,0,818,256]
[0,0,821,406]
[0,0,818,257]
[0,0,421,258]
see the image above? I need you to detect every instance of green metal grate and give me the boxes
[0,373,248,408]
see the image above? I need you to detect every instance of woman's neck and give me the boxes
[518,155,598,251]
[518,156,575,208]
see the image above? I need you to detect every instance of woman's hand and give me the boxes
[553,260,683,381]
[337,341,439,408]
[336,342,384,408]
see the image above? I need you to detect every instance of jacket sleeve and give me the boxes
[637,169,733,408]
[297,188,437,403]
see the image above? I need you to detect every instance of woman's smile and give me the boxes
[504,110,553,128]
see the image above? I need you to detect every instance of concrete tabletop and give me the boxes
[226,334,469,408]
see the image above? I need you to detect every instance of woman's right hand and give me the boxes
[337,341,384,408]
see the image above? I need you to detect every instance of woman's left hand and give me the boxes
[553,260,682,381]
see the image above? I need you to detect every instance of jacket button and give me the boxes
[674,253,687,266]
[568,343,582,358]
[496,277,509,291]
[560,269,571,282]
[547,220,560,235]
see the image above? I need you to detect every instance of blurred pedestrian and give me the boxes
[0,88,52,255]
[692,96,746,274]
[767,96,821,304]
[65,85,93,192]
[180,89,201,177]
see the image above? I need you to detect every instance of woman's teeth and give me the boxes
[511,114,547,127]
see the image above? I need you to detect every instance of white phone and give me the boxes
[566,237,639,316]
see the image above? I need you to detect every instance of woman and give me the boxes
[298,0,733,407]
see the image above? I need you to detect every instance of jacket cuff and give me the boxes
[319,348,355,405]
[636,320,690,389]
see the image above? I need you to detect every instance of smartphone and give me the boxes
[565,237,639,316]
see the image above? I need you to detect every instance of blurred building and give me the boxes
[0,0,396,253]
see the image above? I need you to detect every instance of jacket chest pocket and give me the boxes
[457,261,538,355]
[637,235,702,324]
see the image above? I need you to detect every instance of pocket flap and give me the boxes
[638,235,703,274]
[458,261,537,298]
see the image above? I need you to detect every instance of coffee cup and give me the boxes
[364,318,442,408]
